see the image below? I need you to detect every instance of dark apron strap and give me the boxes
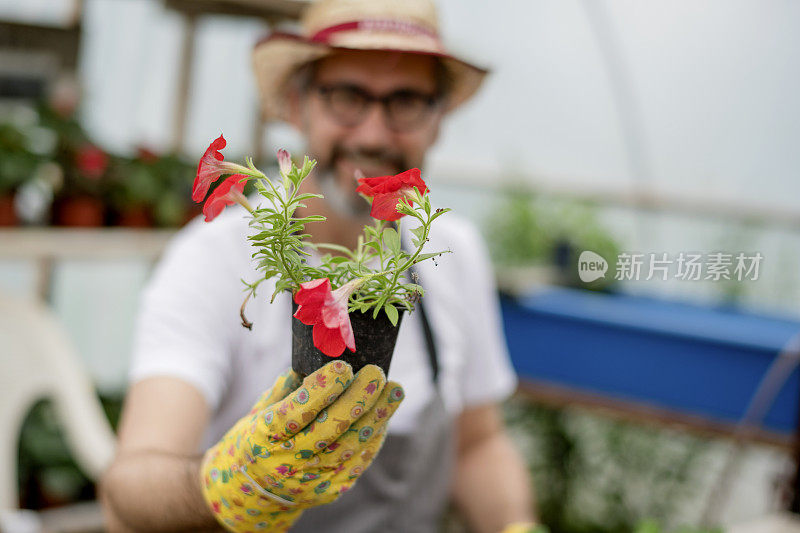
[401,219,439,387]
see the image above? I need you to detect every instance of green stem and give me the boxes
[233,163,267,181]
[355,235,365,275]
[356,241,438,284]
[381,212,431,300]
[230,190,253,213]
[375,219,385,270]
[241,278,266,326]
[273,179,301,287]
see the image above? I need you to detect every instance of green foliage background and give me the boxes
[484,184,620,291]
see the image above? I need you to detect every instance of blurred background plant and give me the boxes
[16,396,122,510]
[485,183,621,293]
[440,395,726,533]
[0,120,42,224]
[0,99,200,227]
[501,398,723,533]
[106,148,200,227]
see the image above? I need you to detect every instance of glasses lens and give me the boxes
[320,86,367,126]
[386,91,436,131]
[316,85,439,132]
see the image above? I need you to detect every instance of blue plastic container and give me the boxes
[501,287,800,434]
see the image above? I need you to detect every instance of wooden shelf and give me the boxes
[0,228,176,260]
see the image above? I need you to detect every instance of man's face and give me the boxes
[289,50,444,215]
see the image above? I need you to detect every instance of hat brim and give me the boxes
[252,32,488,121]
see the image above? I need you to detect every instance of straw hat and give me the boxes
[252,0,488,120]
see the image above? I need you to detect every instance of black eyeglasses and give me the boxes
[313,83,441,132]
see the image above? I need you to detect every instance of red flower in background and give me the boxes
[136,146,159,164]
[293,278,360,357]
[193,135,246,202]
[202,174,248,222]
[355,168,429,221]
[75,144,108,180]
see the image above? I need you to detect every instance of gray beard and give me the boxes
[317,169,372,220]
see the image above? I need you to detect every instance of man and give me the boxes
[100,0,536,531]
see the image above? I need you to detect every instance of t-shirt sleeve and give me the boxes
[129,219,244,411]
[455,222,519,408]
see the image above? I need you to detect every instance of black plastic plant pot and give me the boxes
[291,301,405,378]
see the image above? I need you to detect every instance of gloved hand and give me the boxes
[200,360,404,532]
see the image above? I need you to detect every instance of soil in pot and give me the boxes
[291,301,405,377]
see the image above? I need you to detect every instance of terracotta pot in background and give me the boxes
[0,194,18,226]
[116,205,153,227]
[291,301,405,377]
[54,196,105,227]
[182,204,203,226]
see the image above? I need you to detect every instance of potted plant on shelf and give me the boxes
[0,122,42,226]
[107,147,169,227]
[191,135,450,376]
[52,143,109,227]
[146,151,199,227]
[31,100,108,227]
[485,184,556,294]
[486,183,620,295]
[114,147,201,228]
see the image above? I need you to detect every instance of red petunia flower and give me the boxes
[192,134,248,202]
[75,144,108,180]
[355,168,429,221]
[202,174,249,222]
[293,278,361,357]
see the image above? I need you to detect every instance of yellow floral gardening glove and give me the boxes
[200,360,405,532]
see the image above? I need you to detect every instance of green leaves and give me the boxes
[430,207,451,221]
[413,252,445,263]
[300,155,316,178]
[279,154,317,189]
[314,243,355,259]
[410,225,426,248]
[341,196,450,322]
[245,156,323,295]
[382,228,401,256]
[384,303,399,326]
[293,192,324,203]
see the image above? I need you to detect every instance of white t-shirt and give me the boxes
[129,202,518,449]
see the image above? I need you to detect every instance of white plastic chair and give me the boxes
[0,290,116,510]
